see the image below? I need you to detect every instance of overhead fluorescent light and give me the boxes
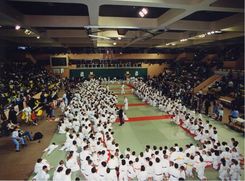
[17,46,27,50]
[139,11,144,17]
[198,34,206,38]
[215,30,222,34]
[88,34,111,40]
[118,37,122,40]
[113,42,117,45]
[180,39,188,42]
[141,8,148,15]
[139,8,148,18]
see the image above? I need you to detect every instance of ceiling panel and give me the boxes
[6,1,88,16]
[182,11,238,21]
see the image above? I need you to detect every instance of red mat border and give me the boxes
[115,115,172,123]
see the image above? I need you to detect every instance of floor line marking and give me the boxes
[110,88,132,91]
[115,93,133,96]
[115,115,172,123]
[116,103,147,107]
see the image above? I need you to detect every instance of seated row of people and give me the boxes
[132,78,242,180]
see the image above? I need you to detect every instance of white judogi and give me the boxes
[108,158,118,178]
[124,97,128,111]
[119,164,128,181]
[33,170,50,181]
[66,155,80,172]
[34,160,50,174]
[230,164,241,180]
[219,163,229,181]
[105,170,117,181]
[97,165,107,180]
[137,170,148,181]
[82,164,92,179]
[162,159,169,175]
[60,101,66,112]
[88,172,100,181]
[53,170,65,181]
[153,162,163,181]
[146,165,154,179]
[63,172,72,181]
[168,167,180,181]
[127,164,136,179]
[121,84,125,95]
[195,161,206,180]
[43,144,58,155]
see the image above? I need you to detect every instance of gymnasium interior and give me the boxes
[0,0,244,180]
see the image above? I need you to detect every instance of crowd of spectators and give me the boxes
[0,62,60,137]
[223,46,243,61]
[147,62,214,115]
[209,70,244,99]
[145,61,244,125]
[0,63,59,110]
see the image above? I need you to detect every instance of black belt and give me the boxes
[171,174,177,178]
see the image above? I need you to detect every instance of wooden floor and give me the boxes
[0,90,63,180]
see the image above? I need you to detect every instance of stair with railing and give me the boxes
[194,74,222,93]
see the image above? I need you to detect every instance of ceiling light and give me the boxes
[180,39,188,42]
[211,31,215,34]
[24,29,32,35]
[15,25,21,30]
[139,11,144,17]
[171,43,176,46]
[139,8,148,18]
[215,30,222,34]
[207,32,211,35]
[37,36,40,39]
[17,46,27,50]
[141,8,148,15]
[118,37,122,40]
[198,34,206,38]
[113,42,117,45]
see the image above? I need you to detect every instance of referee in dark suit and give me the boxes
[118,106,124,126]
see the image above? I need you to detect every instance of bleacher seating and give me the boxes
[0,63,59,110]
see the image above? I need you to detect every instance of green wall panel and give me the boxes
[70,68,147,79]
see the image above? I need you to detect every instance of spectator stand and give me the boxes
[3,81,60,127]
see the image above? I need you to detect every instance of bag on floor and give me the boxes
[37,109,43,117]
[33,132,43,141]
